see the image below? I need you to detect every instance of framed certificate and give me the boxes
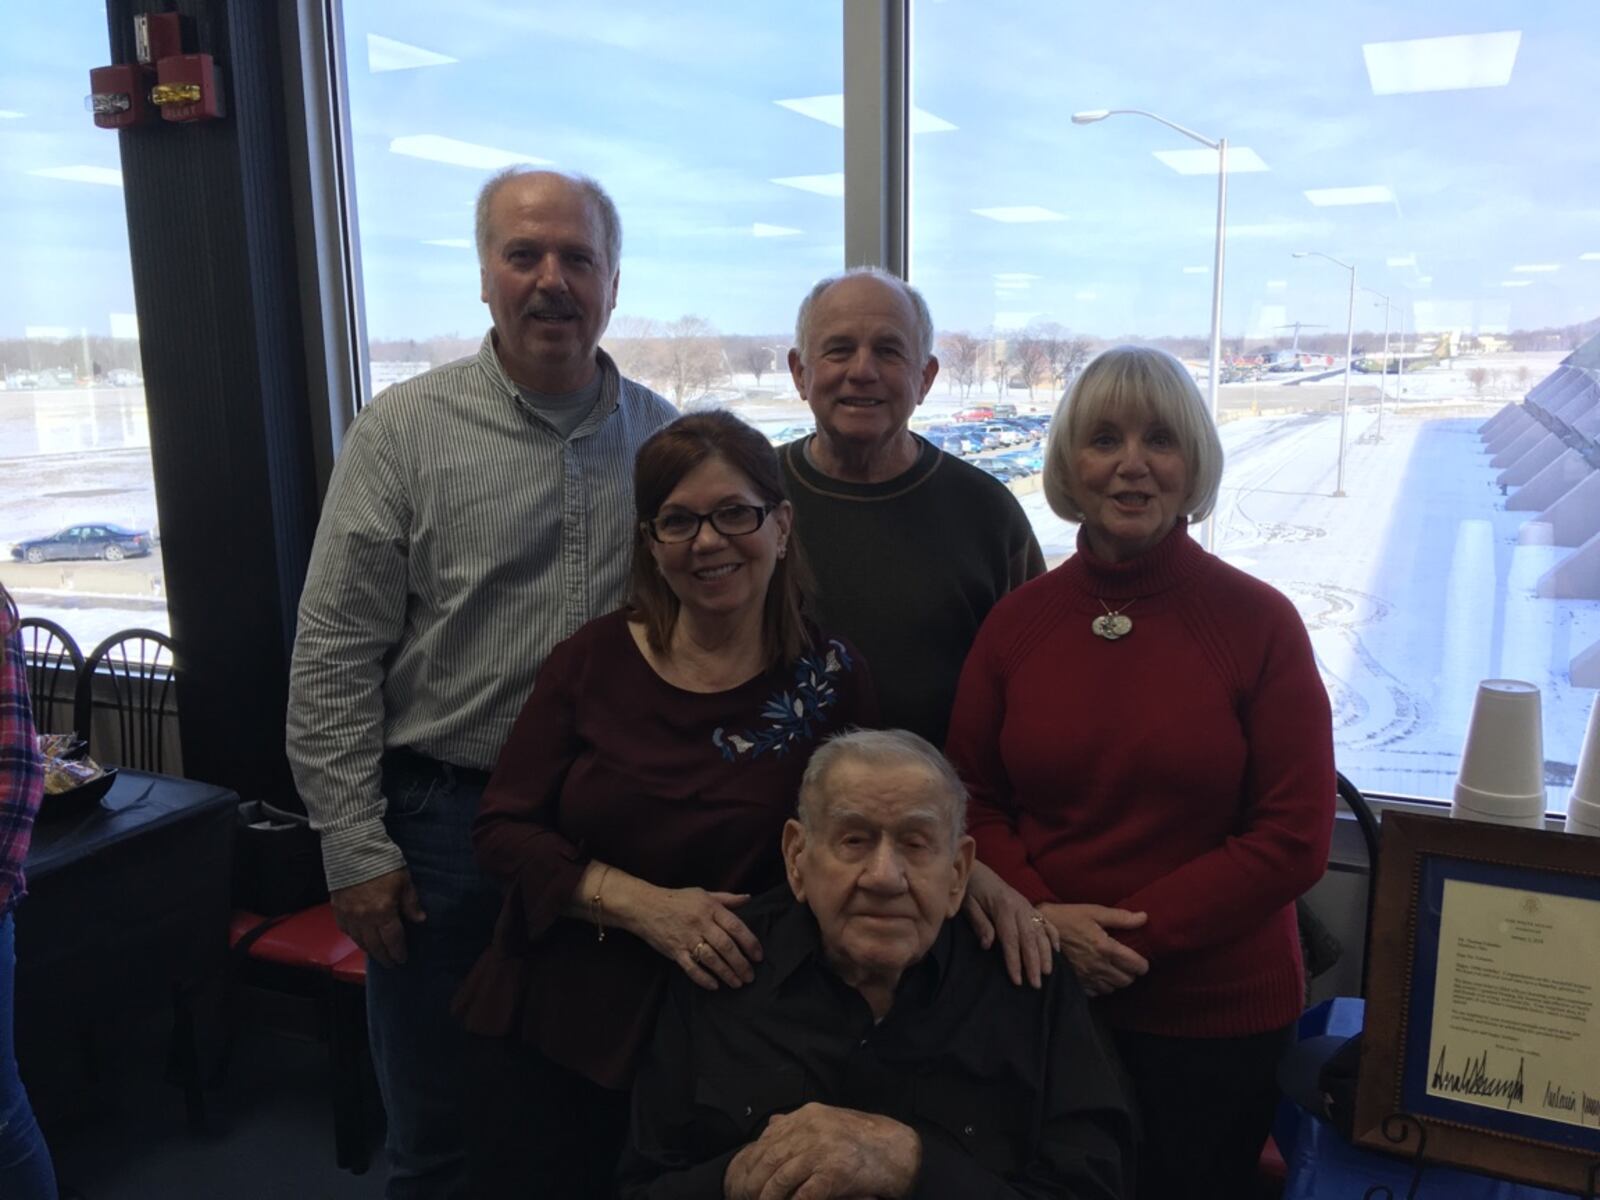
[1355,811,1600,1192]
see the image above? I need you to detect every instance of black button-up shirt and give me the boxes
[619,887,1132,1199]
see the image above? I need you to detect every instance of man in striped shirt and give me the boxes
[287,168,675,1199]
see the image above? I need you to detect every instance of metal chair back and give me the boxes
[75,628,178,773]
[16,616,85,734]
[1335,771,1380,996]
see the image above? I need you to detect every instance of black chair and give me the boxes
[15,616,84,734]
[1297,772,1382,990]
[74,628,178,773]
[1335,771,1380,997]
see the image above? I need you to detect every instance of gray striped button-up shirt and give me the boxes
[287,334,675,890]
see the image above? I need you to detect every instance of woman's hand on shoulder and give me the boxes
[1036,903,1149,996]
[611,877,763,991]
[961,861,1058,989]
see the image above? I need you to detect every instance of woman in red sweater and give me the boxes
[945,346,1335,1200]
[455,412,877,1196]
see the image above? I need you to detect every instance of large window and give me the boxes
[338,0,842,419]
[911,2,1600,810]
[0,8,168,655]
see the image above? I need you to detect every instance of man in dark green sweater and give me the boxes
[780,268,1051,987]
[780,267,1044,750]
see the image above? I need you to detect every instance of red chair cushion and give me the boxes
[1259,1133,1286,1184]
[232,903,357,972]
[331,946,367,985]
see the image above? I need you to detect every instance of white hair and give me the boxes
[1042,344,1225,524]
[798,729,966,844]
[792,267,935,368]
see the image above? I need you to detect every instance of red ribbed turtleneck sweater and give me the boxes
[945,522,1335,1038]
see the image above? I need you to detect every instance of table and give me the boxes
[15,770,237,1117]
[1276,998,1572,1200]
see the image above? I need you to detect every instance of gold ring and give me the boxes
[691,939,710,961]
[1030,915,1047,926]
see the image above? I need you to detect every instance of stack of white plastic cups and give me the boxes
[1452,680,1546,829]
[1566,695,1600,838]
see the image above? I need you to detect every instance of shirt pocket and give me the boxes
[911,1078,1031,1175]
[693,1067,806,1141]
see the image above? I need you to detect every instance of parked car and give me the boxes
[11,523,154,563]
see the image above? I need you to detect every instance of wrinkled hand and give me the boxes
[1036,903,1148,996]
[330,867,425,968]
[626,885,762,991]
[961,861,1058,988]
[724,1103,920,1200]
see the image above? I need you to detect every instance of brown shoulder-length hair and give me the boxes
[625,411,814,668]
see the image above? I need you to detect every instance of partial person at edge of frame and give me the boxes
[779,266,1058,990]
[286,167,676,1198]
[453,411,878,1198]
[945,344,1336,1200]
[0,583,61,1200]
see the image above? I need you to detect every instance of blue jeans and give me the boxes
[0,910,57,1199]
[370,755,500,1200]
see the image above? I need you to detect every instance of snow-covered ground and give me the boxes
[5,358,1593,810]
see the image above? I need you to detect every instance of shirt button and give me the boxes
[964,1124,975,1137]
[744,1105,753,1118]
[859,1038,868,1047]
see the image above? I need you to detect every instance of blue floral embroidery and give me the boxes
[712,639,853,762]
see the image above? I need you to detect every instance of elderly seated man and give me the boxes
[619,729,1132,1200]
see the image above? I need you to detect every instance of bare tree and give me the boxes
[1061,335,1094,388]
[1466,366,1491,399]
[733,341,774,386]
[603,315,662,388]
[661,315,727,406]
[939,331,983,398]
[1010,335,1050,399]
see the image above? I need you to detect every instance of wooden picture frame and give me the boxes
[1355,811,1600,1193]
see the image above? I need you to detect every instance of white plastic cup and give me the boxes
[1452,679,1546,828]
[1567,696,1600,838]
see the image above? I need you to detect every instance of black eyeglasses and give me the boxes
[644,502,777,544]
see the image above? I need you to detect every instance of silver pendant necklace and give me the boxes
[1091,598,1135,641]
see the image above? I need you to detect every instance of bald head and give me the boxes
[474,167,621,277]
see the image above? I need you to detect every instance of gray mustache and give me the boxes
[524,297,578,319]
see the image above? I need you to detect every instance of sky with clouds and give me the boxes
[3,1,1596,346]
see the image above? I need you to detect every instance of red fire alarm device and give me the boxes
[88,63,154,129]
[152,53,223,123]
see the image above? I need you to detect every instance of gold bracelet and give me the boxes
[590,865,612,942]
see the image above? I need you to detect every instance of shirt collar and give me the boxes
[767,891,957,999]
[475,330,622,431]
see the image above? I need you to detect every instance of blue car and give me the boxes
[11,523,154,564]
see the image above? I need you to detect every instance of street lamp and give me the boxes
[1073,107,1227,544]
[1361,287,1392,443]
[1072,109,1228,426]
[1292,251,1356,497]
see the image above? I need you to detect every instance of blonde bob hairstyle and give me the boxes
[1042,345,1224,525]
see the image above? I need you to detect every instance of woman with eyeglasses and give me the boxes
[455,410,877,1197]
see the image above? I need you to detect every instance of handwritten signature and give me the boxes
[1430,1046,1525,1108]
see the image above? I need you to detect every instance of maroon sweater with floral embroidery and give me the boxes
[455,610,877,1089]
[945,524,1334,1039]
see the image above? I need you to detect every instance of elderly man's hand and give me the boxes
[1036,902,1148,996]
[329,867,425,968]
[723,1103,920,1200]
[961,860,1058,988]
